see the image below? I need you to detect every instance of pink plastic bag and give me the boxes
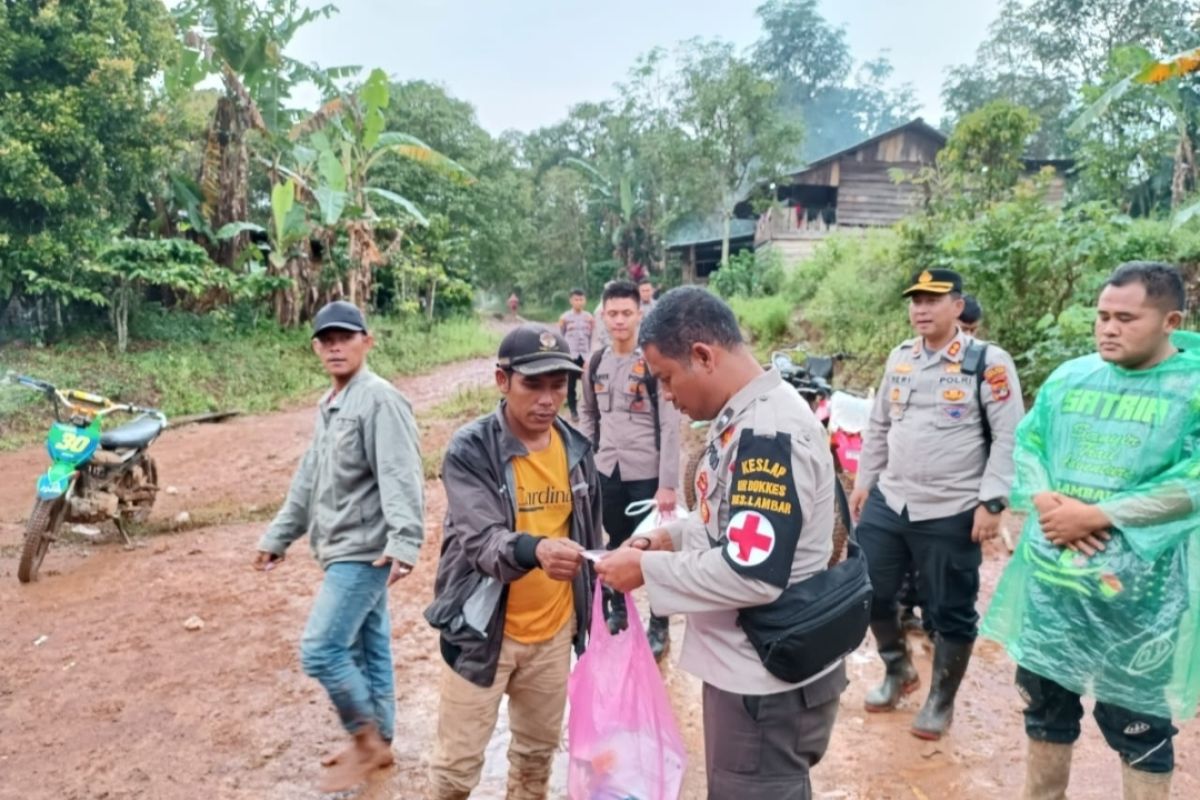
[567,578,686,800]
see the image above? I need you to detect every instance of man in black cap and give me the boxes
[425,324,603,800]
[256,300,425,792]
[959,294,984,336]
[848,270,1025,740]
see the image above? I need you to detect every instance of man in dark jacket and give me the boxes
[425,325,603,800]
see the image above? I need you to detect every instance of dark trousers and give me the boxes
[1017,666,1178,773]
[566,355,585,416]
[599,465,658,550]
[857,486,981,642]
[702,663,846,799]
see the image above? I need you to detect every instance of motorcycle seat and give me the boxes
[805,356,835,381]
[100,415,165,450]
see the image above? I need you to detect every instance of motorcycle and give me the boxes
[4,373,167,583]
[682,349,870,568]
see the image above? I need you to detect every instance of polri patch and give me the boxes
[720,429,803,588]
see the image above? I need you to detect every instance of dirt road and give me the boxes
[1,356,1197,799]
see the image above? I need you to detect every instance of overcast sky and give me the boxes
[287,0,1004,134]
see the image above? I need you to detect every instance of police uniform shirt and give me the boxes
[579,347,681,487]
[558,309,594,359]
[641,368,836,695]
[854,328,1025,521]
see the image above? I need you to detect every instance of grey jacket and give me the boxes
[259,367,425,568]
[424,404,603,687]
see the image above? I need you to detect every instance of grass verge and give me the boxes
[0,313,500,450]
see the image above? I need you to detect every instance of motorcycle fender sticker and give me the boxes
[47,421,100,466]
[36,462,77,500]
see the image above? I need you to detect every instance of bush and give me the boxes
[710,249,784,299]
[728,295,794,355]
[783,230,911,378]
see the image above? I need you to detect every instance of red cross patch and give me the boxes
[725,510,775,566]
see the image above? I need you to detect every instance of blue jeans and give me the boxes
[300,561,395,740]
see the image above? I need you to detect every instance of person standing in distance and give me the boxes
[598,287,845,799]
[849,269,1024,740]
[558,288,594,424]
[255,301,425,793]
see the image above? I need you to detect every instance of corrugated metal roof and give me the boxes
[665,216,757,249]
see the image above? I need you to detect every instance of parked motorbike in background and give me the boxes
[4,373,167,583]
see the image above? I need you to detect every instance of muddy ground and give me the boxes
[1,356,1196,799]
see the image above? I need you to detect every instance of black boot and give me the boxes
[911,636,974,740]
[864,615,920,712]
[646,614,670,662]
[605,588,628,635]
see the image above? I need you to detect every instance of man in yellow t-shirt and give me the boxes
[427,325,604,800]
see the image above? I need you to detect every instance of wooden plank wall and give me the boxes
[837,160,927,227]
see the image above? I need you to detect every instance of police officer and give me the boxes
[579,280,681,659]
[849,268,1024,740]
[898,291,989,631]
[598,287,845,800]
[558,287,595,422]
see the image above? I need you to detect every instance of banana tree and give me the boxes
[563,156,657,279]
[271,68,472,316]
[169,0,353,266]
[1071,45,1200,215]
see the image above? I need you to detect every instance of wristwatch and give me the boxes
[982,498,1007,514]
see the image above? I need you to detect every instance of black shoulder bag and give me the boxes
[737,496,872,684]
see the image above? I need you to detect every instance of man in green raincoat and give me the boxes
[983,262,1200,800]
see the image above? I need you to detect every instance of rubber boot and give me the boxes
[1022,739,1073,800]
[864,616,920,712]
[605,587,628,635]
[911,637,973,740]
[1121,762,1172,800]
[647,614,670,662]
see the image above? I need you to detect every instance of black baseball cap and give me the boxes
[497,325,582,376]
[902,268,963,296]
[312,301,367,337]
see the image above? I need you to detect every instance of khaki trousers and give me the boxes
[430,621,574,799]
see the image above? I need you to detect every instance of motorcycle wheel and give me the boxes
[829,473,853,569]
[18,497,66,584]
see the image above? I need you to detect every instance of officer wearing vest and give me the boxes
[597,287,846,800]
[849,268,1024,741]
[580,280,681,659]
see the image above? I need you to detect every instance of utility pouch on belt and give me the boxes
[738,529,871,684]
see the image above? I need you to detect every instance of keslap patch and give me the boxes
[893,363,913,374]
[943,389,967,402]
[720,429,802,588]
[945,363,962,374]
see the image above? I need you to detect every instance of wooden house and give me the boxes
[667,118,1071,278]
